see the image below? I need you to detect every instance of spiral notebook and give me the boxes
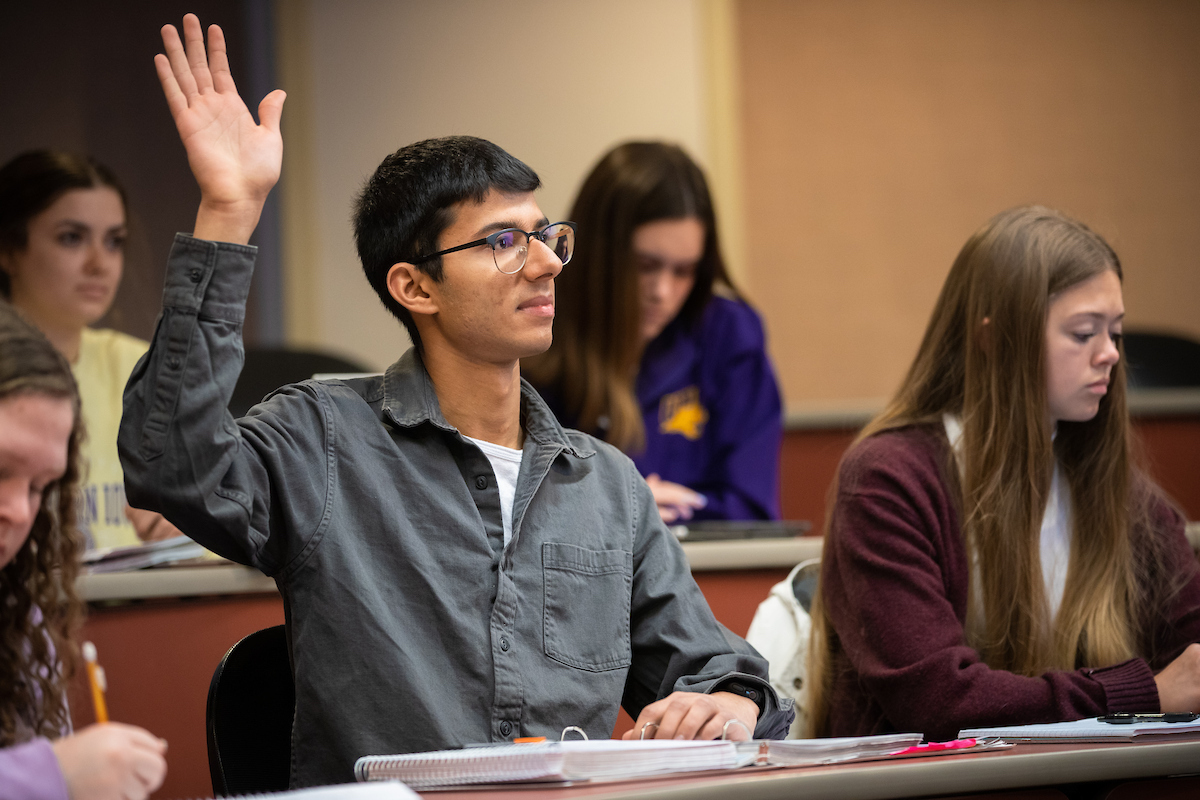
[354,739,740,789]
[959,716,1200,743]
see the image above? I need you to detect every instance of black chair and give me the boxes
[1122,331,1200,390]
[229,347,373,418]
[207,625,294,795]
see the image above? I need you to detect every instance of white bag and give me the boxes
[745,558,820,739]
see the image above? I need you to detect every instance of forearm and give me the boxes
[119,235,262,565]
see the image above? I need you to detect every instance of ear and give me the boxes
[386,262,439,318]
[976,316,992,354]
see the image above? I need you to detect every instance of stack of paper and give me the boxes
[208,783,417,800]
[355,739,740,789]
[83,535,208,573]
[737,733,924,766]
[959,717,1200,743]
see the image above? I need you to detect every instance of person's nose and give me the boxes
[0,481,36,534]
[523,237,564,281]
[1096,332,1121,368]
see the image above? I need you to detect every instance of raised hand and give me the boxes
[155,14,285,244]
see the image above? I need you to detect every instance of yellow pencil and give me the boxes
[82,641,108,724]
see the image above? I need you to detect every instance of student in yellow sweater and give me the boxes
[0,151,180,549]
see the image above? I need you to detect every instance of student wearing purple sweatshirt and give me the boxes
[524,143,782,523]
[0,302,165,800]
[807,206,1200,741]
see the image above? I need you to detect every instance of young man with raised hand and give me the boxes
[119,15,792,786]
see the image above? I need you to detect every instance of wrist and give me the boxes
[193,197,265,245]
[713,679,766,717]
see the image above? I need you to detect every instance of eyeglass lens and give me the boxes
[492,223,575,274]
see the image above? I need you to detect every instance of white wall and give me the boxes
[286,0,711,370]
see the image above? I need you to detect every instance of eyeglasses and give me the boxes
[412,221,577,275]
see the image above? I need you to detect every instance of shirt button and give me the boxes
[166,356,182,370]
[500,636,510,652]
[500,721,512,736]
[475,476,488,490]
[189,268,203,283]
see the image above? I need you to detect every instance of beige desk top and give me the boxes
[78,537,823,603]
[419,740,1200,800]
[77,521,1199,603]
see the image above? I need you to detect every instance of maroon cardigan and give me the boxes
[821,424,1200,741]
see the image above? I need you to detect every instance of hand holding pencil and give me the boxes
[47,641,169,800]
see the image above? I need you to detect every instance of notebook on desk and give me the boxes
[959,716,1200,743]
[354,739,741,789]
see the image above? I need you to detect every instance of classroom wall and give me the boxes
[276,0,714,370]
[737,0,1200,407]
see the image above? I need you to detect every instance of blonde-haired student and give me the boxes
[808,206,1200,740]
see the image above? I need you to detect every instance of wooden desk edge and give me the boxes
[80,538,826,602]
[559,740,1200,800]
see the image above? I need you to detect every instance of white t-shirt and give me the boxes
[465,436,524,547]
[943,414,1071,620]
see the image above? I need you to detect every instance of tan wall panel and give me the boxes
[737,0,1200,405]
[293,0,710,371]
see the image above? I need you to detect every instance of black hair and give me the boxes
[0,150,127,298]
[353,136,541,349]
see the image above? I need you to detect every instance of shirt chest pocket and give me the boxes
[542,542,632,672]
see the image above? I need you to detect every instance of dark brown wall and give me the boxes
[0,1,276,342]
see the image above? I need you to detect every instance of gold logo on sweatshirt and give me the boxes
[658,386,708,440]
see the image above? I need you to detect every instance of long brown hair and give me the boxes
[523,142,738,452]
[0,300,85,745]
[808,206,1167,736]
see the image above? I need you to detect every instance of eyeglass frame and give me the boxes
[410,221,577,274]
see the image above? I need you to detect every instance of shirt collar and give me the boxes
[381,348,594,458]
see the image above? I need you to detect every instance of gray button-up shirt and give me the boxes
[119,235,792,787]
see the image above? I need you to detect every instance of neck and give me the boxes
[421,345,524,450]
[14,303,83,363]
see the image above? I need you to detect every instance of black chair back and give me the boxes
[230,347,372,418]
[207,625,294,795]
[1123,331,1200,389]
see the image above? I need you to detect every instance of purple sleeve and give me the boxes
[692,300,782,521]
[0,739,70,800]
[824,429,1161,741]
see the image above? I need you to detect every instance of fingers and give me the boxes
[182,14,215,94]
[648,476,706,522]
[630,693,719,740]
[205,22,235,93]
[627,692,759,742]
[258,90,287,133]
[153,54,188,120]
[159,23,198,101]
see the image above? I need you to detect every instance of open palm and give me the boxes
[155,14,284,211]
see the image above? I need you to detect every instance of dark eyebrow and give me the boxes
[472,217,551,239]
[53,219,128,232]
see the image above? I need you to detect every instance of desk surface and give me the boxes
[79,527,1200,603]
[418,740,1200,800]
[78,537,824,602]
